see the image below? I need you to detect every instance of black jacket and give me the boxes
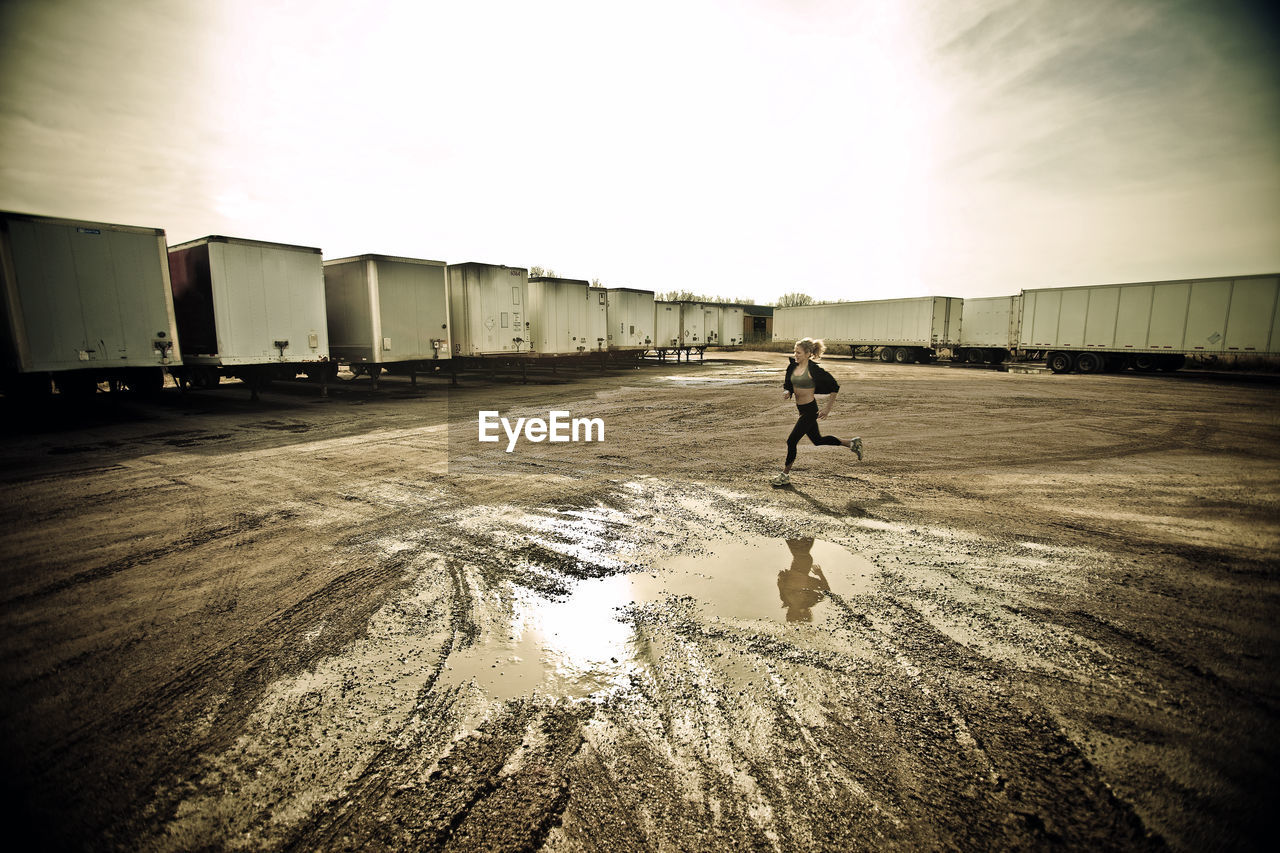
[783,358,840,395]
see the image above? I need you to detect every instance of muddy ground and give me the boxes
[1,351,1277,852]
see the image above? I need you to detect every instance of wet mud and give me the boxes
[1,354,1277,851]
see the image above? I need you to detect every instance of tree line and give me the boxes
[655,290,818,307]
[528,266,816,307]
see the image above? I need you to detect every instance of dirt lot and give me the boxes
[1,351,1277,851]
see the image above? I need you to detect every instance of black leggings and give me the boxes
[786,401,843,466]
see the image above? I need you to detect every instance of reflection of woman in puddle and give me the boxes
[773,337,861,487]
[778,538,831,622]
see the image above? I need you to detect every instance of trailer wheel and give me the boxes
[892,347,912,364]
[988,350,1008,364]
[1157,354,1186,371]
[878,348,893,362]
[1047,351,1073,374]
[965,349,984,364]
[1075,352,1103,374]
[914,348,931,364]
[1129,355,1158,372]
[191,367,219,388]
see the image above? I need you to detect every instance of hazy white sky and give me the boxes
[2,0,1277,304]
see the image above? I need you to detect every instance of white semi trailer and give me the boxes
[717,305,745,346]
[1019,274,1280,373]
[0,211,180,396]
[446,262,530,356]
[167,235,330,394]
[956,295,1021,365]
[323,254,451,385]
[526,277,605,354]
[655,301,683,347]
[774,296,963,363]
[604,287,655,350]
[655,300,713,348]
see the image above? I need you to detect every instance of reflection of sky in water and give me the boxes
[440,536,878,702]
[519,507,635,570]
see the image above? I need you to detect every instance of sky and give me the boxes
[1,0,1277,305]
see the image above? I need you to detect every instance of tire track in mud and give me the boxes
[1040,607,1280,718]
[274,560,494,851]
[832,535,1244,852]
[892,419,1216,473]
[848,603,1162,849]
[600,592,1149,850]
[273,689,469,852]
[0,462,128,486]
[147,555,586,851]
[20,547,418,850]
[137,482,719,849]
[3,481,189,527]
[488,481,1161,850]
[0,508,299,609]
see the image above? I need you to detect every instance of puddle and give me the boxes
[440,535,878,702]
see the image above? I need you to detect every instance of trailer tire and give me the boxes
[892,347,912,364]
[878,348,893,362]
[1075,352,1103,374]
[191,367,219,388]
[915,348,931,364]
[1047,351,1074,374]
[989,349,1008,364]
[1157,354,1186,371]
[1130,355,1158,372]
[965,349,984,364]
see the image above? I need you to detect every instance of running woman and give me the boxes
[773,337,862,486]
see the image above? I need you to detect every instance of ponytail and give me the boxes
[795,337,826,359]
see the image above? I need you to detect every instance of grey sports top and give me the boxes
[791,367,814,389]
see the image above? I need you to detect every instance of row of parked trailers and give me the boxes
[0,212,748,396]
[773,274,1280,373]
[5,211,1277,394]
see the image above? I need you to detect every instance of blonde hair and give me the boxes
[795,337,826,359]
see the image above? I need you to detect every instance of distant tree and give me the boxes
[529,265,557,278]
[656,290,762,305]
[591,277,602,287]
[776,292,815,307]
